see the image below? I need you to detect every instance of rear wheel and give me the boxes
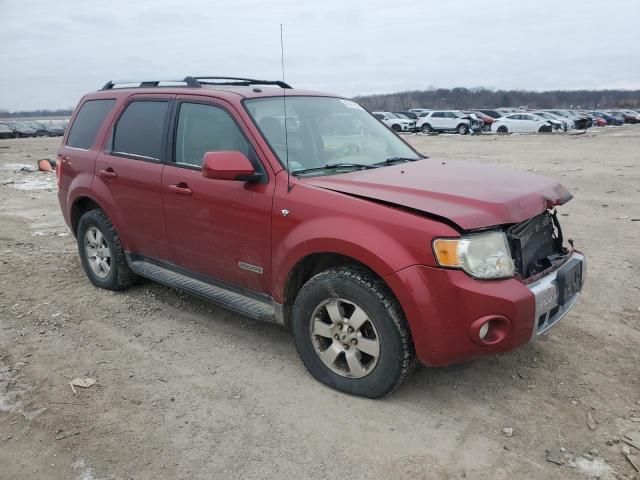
[497,125,509,135]
[420,123,432,134]
[292,266,415,398]
[457,124,469,135]
[77,209,137,291]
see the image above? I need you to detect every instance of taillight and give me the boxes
[56,154,65,187]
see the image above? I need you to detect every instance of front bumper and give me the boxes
[528,251,585,337]
[385,251,585,366]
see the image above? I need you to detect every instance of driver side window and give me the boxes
[174,103,250,168]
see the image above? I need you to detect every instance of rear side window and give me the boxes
[112,101,168,160]
[67,99,115,149]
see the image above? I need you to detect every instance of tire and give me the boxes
[497,125,509,135]
[538,125,552,133]
[292,266,415,398]
[420,123,432,134]
[457,124,469,135]
[391,124,401,132]
[77,209,137,291]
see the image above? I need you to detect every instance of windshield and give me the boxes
[244,96,421,175]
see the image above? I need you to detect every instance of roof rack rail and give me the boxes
[187,76,291,88]
[100,76,292,91]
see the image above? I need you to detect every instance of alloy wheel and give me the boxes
[310,298,380,378]
[84,226,111,279]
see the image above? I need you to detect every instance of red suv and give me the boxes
[57,77,585,398]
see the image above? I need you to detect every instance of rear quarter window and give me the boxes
[67,99,116,149]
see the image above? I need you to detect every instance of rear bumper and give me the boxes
[385,251,585,366]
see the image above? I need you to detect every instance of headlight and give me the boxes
[432,231,515,279]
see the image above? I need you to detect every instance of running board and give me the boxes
[127,255,281,324]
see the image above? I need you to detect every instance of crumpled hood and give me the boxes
[302,158,572,230]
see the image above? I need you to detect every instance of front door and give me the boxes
[161,98,274,293]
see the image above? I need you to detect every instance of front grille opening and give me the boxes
[507,211,565,279]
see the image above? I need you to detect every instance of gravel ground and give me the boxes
[0,128,639,480]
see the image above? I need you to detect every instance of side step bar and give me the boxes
[127,255,281,325]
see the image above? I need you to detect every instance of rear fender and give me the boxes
[68,183,130,250]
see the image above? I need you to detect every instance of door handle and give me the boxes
[169,183,193,195]
[98,168,117,179]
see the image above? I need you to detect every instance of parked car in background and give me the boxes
[531,111,567,131]
[465,111,494,131]
[408,108,431,117]
[605,111,627,125]
[25,121,49,136]
[9,122,37,138]
[491,113,554,134]
[590,111,623,126]
[394,111,418,120]
[417,110,479,134]
[372,112,416,132]
[0,123,14,139]
[545,111,589,130]
[618,110,640,123]
[44,120,66,136]
[476,109,503,120]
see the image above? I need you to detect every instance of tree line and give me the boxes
[353,88,640,111]
[0,108,73,118]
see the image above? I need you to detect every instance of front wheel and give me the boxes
[292,266,415,398]
[420,123,432,134]
[457,124,469,135]
[391,124,402,133]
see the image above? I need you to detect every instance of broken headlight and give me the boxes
[432,231,515,279]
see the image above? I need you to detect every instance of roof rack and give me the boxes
[188,76,292,89]
[100,76,292,91]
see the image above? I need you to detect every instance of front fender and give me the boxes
[272,216,417,304]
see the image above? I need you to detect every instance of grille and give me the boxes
[507,212,562,278]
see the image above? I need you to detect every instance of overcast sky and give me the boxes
[1,0,639,111]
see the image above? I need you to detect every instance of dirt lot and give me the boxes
[0,128,639,480]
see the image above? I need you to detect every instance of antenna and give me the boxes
[280,24,291,192]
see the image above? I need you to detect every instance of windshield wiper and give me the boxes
[292,163,378,176]
[372,156,423,166]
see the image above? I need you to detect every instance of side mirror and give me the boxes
[202,151,260,182]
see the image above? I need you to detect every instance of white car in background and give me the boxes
[491,113,554,134]
[416,110,479,134]
[372,112,416,132]
[530,111,567,131]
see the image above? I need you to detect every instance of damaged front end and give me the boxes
[506,209,568,281]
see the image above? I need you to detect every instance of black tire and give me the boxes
[77,209,137,291]
[420,123,432,134]
[457,124,469,135]
[497,125,509,135]
[292,266,415,398]
[391,124,401,132]
[538,125,552,133]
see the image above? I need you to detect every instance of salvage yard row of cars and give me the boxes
[373,108,640,135]
[0,119,68,139]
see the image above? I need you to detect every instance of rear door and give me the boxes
[430,112,445,129]
[94,95,173,261]
[161,96,274,293]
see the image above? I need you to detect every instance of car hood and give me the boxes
[302,158,572,230]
